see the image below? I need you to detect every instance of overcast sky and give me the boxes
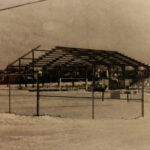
[0,0,150,69]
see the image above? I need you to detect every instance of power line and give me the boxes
[0,0,47,12]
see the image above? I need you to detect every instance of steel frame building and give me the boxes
[3,46,150,89]
[1,46,150,119]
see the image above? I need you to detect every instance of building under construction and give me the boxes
[1,46,150,90]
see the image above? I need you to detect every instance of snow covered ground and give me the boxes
[0,88,150,149]
[0,87,142,119]
[0,109,150,150]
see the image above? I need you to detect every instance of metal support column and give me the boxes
[19,58,22,89]
[141,75,144,117]
[32,50,35,88]
[72,67,75,88]
[36,73,40,116]
[6,67,9,87]
[58,66,62,91]
[102,92,104,101]
[85,78,88,91]
[122,65,126,88]
[59,78,62,91]
[107,65,111,89]
[85,70,88,91]
[42,69,44,87]
[25,67,28,88]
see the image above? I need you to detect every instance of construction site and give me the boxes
[1,1,150,150]
[0,45,149,119]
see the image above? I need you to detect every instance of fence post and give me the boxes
[36,73,40,116]
[141,77,144,117]
[92,64,95,120]
[8,76,11,113]
[32,50,35,88]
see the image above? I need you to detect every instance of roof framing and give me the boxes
[6,46,150,74]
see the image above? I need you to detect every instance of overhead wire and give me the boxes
[0,0,47,12]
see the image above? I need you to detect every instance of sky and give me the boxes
[0,0,150,69]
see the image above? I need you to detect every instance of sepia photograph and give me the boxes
[0,0,150,150]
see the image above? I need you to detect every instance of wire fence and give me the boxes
[0,85,144,119]
[0,73,145,119]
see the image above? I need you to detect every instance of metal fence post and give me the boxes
[8,75,11,113]
[141,76,144,117]
[92,64,95,120]
[32,50,35,88]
